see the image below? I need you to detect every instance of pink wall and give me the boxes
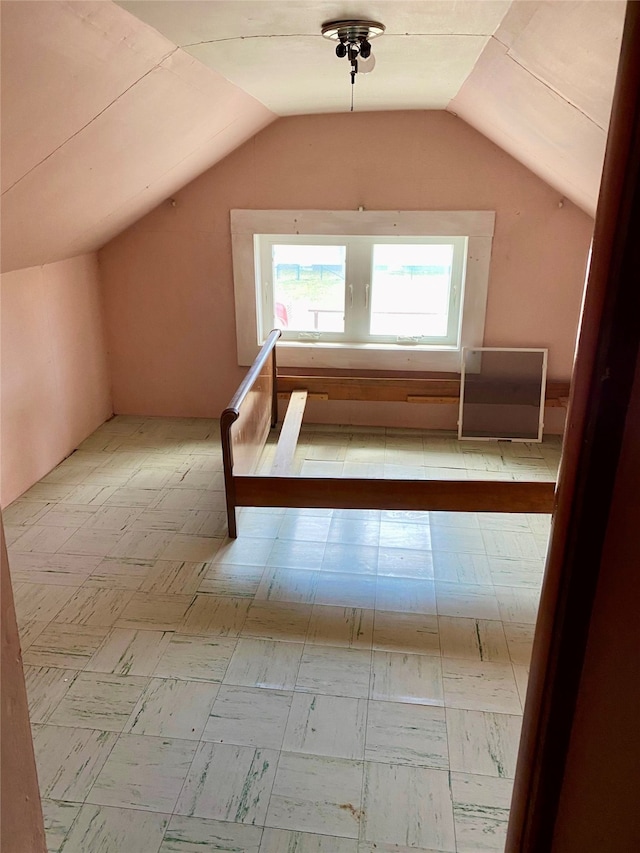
[1,254,112,506]
[99,111,594,429]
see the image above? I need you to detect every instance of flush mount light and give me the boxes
[321,19,385,110]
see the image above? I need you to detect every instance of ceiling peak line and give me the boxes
[181,31,490,49]
[487,35,609,131]
[1,46,181,198]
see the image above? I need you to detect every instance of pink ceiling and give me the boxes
[450,1,626,216]
[0,1,275,273]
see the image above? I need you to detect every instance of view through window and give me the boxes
[260,235,466,347]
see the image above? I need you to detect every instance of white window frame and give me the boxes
[231,210,495,372]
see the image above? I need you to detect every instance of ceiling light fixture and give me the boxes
[321,19,385,111]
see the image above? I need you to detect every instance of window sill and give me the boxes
[256,340,464,372]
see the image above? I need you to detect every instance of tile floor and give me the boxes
[6,416,560,853]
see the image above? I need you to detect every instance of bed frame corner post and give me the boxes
[220,408,239,539]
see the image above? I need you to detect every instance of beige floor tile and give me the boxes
[495,585,541,624]
[41,798,81,852]
[60,485,119,505]
[377,547,434,579]
[125,677,219,739]
[430,527,486,554]
[176,742,277,823]
[361,762,455,850]
[128,508,191,533]
[435,582,500,621]
[159,533,223,562]
[306,605,374,649]
[37,505,98,528]
[370,651,443,706]
[327,517,380,547]
[321,542,378,575]
[267,539,326,571]
[442,660,522,714]
[180,509,227,537]
[513,664,530,706]
[213,536,276,566]
[451,772,513,853]
[429,510,479,528]
[61,529,125,557]
[481,530,541,560]
[3,525,26,545]
[372,612,440,655]
[104,487,160,508]
[82,505,144,531]
[56,803,169,853]
[256,567,320,604]
[375,577,437,615]
[224,639,303,690]
[154,488,209,512]
[48,672,149,731]
[33,724,118,802]
[3,499,55,525]
[438,616,510,663]
[24,666,79,723]
[88,733,197,812]
[488,556,544,588]
[379,521,431,551]
[358,844,443,853]
[241,601,312,641]
[85,628,172,675]
[446,708,522,779]
[116,592,194,630]
[296,646,371,699]
[16,619,49,652]
[365,700,448,768]
[181,594,251,636]
[503,622,535,666]
[9,552,101,586]
[197,562,265,597]
[10,524,79,554]
[159,815,262,853]
[14,583,79,625]
[137,559,208,595]
[84,557,154,589]
[266,752,363,839]
[109,529,175,560]
[277,515,332,542]
[56,588,135,627]
[202,685,292,749]
[315,573,376,609]
[153,634,236,682]
[261,829,357,852]
[283,693,367,760]
[23,623,109,669]
[432,551,493,584]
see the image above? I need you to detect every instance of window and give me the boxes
[258,235,467,348]
[232,210,495,371]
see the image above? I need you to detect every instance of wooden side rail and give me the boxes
[271,391,308,476]
[221,329,281,537]
[234,477,555,514]
[277,375,571,407]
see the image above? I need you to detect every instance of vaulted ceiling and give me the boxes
[0,1,626,273]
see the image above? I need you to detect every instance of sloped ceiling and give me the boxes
[0,1,626,274]
[0,1,275,273]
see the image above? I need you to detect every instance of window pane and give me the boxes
[272,244,345,333]
[370,244,454,337]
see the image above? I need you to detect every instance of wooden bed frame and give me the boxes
[221,330,566,537]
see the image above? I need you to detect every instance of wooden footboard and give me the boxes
[221,336,557,538]
[221,330,280,537]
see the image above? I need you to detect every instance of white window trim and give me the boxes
[231,209,495,372]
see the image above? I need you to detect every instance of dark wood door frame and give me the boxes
[506,3,640,849]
